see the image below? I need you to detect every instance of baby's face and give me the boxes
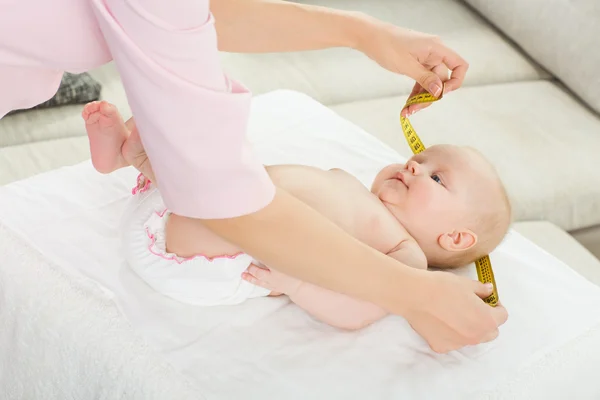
[371,145,492,242]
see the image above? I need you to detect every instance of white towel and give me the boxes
[1,90,600,399]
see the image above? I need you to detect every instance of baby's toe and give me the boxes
[82,101,101,120]
[99,101,117,117]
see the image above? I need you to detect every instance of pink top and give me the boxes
[0,0,275,219]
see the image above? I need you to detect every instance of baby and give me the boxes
[83,101,511,330]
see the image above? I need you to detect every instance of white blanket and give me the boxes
[1,90,600,399]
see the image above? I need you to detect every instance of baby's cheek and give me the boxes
[410,186,433,207]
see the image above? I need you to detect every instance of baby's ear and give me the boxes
[438,230,477,252]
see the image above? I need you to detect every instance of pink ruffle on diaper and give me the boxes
[121,185,271,306]
[132,173,152,195]
[143,207,244,265]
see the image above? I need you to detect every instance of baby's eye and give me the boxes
[431,174,443,185]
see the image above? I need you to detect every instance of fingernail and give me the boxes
[485,283,494,291]
[429,83,442,97]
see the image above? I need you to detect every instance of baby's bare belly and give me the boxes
[164,165,397,259]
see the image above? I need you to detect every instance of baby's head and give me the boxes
[371,144,511,268]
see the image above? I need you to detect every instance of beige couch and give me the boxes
[1,0,599,283]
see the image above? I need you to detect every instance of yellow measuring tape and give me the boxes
[400,86,499,307]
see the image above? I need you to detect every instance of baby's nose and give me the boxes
[407,160,421,175]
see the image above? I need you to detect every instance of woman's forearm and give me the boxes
[211,0,369,53]
[202,188,422,315]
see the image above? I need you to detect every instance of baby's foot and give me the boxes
[82,101,129,174]
[242,264,302,297]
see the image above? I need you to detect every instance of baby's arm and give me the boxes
[243,239,426,330]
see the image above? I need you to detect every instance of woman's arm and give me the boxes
[211,0,469,112]
[211,0,367,53]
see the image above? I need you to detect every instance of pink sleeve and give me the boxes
[90,0,275,219]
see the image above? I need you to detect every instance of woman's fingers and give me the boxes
[401,64,449,117]
[439,45,469,93]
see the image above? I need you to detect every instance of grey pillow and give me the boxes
[8,72,102,114]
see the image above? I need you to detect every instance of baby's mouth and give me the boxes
[393,172,407,187]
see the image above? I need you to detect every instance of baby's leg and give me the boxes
[91,107,275,295]
[122,118,156,183]
[243,265,388,329]
[85,109,277,296]
[82,102,232,257]
[83,103,237,259]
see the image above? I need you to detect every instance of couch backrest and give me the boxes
[464,0,600,115]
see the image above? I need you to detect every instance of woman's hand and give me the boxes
[402,270,508,354]
[353,17,469,117]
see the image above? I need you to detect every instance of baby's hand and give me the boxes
[242,264,302,297]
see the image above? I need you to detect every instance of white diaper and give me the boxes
[120,181,271,306]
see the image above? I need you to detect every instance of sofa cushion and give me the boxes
[463,0,600,115]
[571,225,600,262]
[0,67,125,149]
[220,0,548,106]
[332,80,600,232]
[7,73,102,114]
[0,101,90,148]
